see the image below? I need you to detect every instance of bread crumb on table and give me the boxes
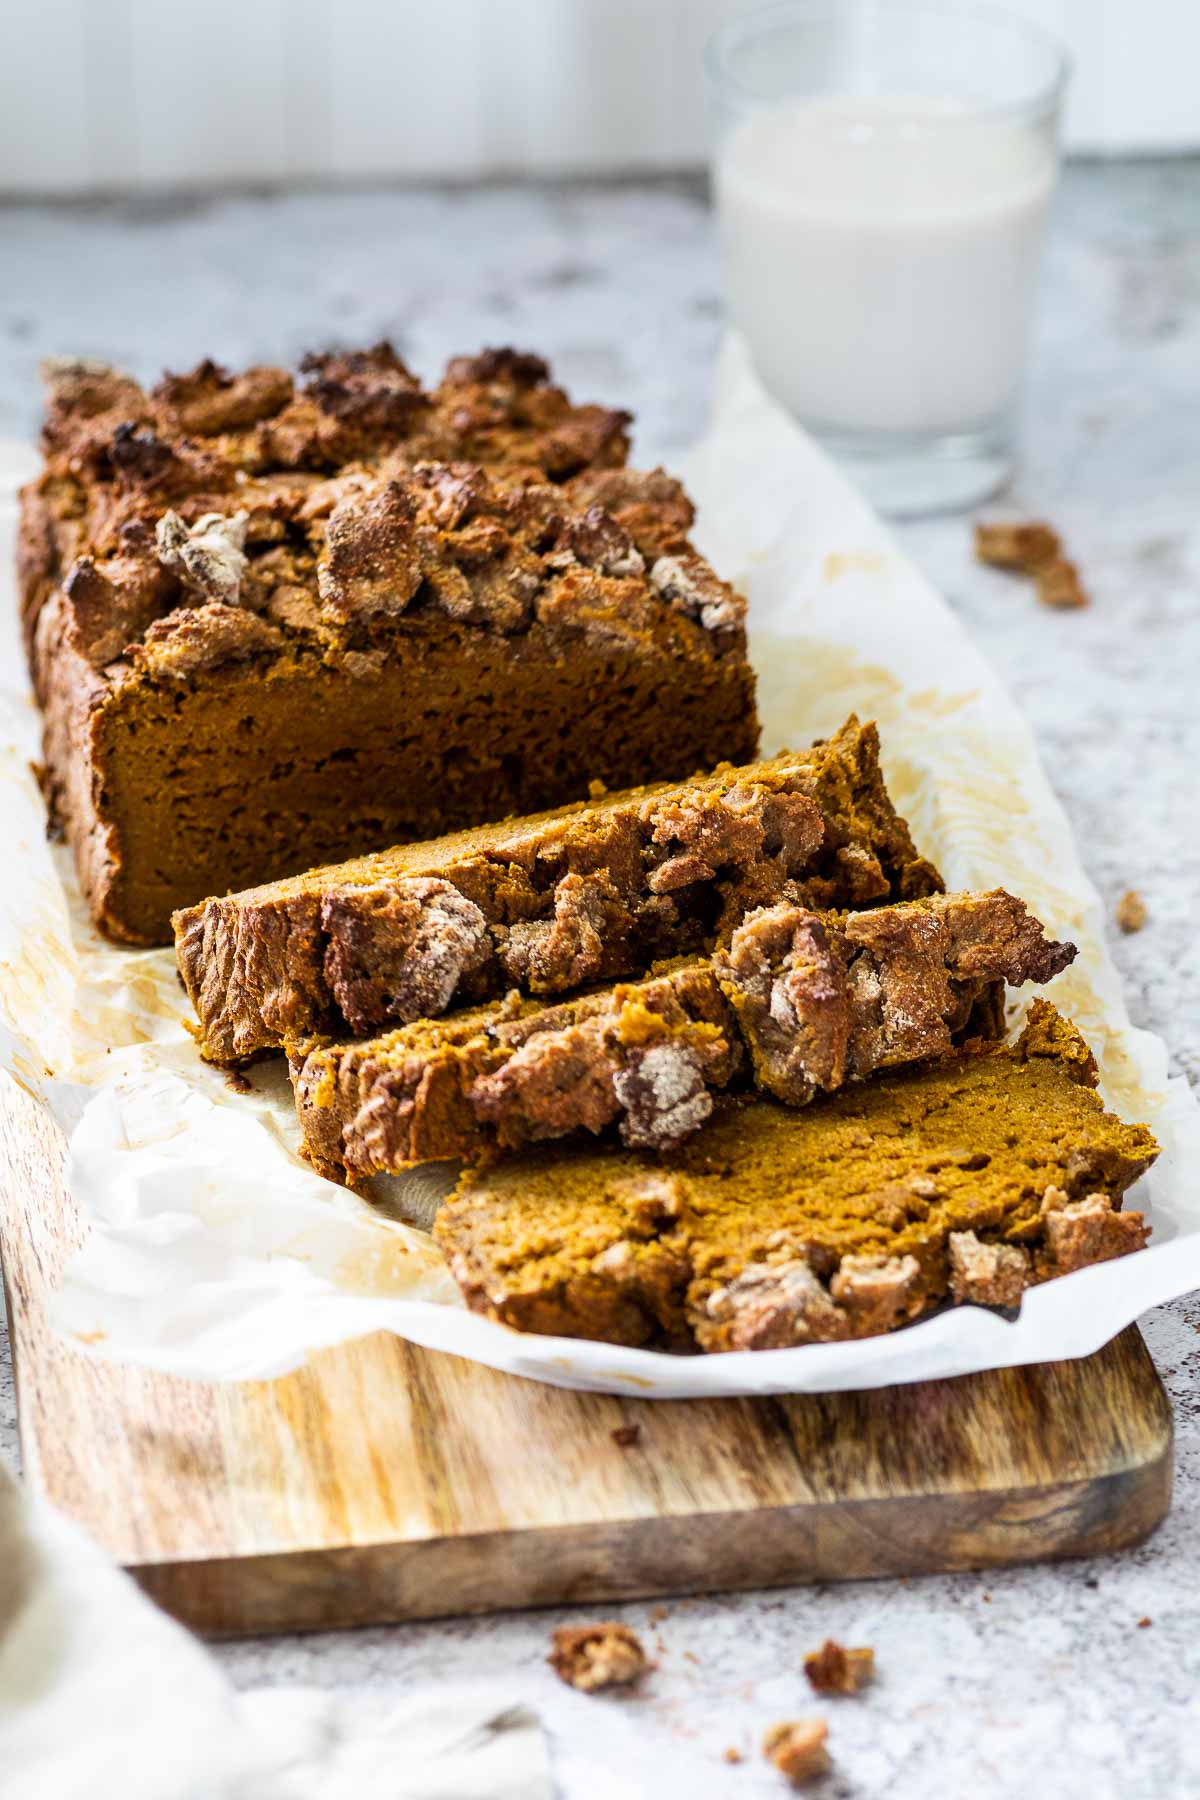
[548,1622,650,1693]
[611,1423,641,1448]
[974,520,1061,572]
[724,1746,744,1765]
[763,1719,831,1787]
[1137,1616,1153,1629]
[803,1638,875,1694]
[1035,556,1090,610]
[974,519,1089,609]
[1116,889,1148,934]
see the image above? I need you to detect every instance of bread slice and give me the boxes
[293,889,1074,1181]
[434,1004,1156,1352]
[175,716,941,1063]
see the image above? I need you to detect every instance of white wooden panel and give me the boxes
[279,0,334,181]
[79,0,139,190]
[124,0,290,186]
[320,1,490,180]
[0,0,92,192]
[0,0,1196,194]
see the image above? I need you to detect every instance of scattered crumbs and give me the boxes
[1137,1616,1153,1629]
[649,1604,669,1624]
[724,1746,744,1765]
[1084,1577,1100,1591]
[548,1622,650,1694]
[974,519,1060,573]
[224,1067,254,1095]
[804,1638,875,1695]
[1116,889,1148,934]
[763,1718,830,1788]
[611,1423,641,1449]
[974,518,1089,610]
[982,1593,992,1604]
[683,1650,700,1667]
[1035,556,1089,610]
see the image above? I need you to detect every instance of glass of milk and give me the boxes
[706,2,1069,515]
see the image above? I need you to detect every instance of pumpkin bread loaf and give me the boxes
[434,1004,1156,1352]
[174,716,942,1064]
[21,346,757,944]
[292,888,1075,1181]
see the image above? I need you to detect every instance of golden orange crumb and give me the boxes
[1116,890,1148,934]
[548,1622,649,1693]
[1035,557,1089,610]
[763,1719,830,1787]
[611,1423,641,1448]
[804,1638,875,1695]
[724,1746,744,1765]
[974,520,1060,572]
[1137,1616,1152,1629]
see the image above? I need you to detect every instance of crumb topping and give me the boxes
[27,344,733,685]
[1116,888,1148,933]
[1036,557,1089,610]
[702,1247,922,1350]
[974,519,1060,571]
[548,1623,650,1693]
[650,552,745,645]
[155,509,249,606]
[715,888,1076,1105]
[763,1718,830,1786]
[321,877,491,1034]
[803,1638,875,1695]
[612,1040,715,1151]
[947,1230,1029,1306]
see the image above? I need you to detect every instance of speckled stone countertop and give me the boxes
[1,163,1197,1798]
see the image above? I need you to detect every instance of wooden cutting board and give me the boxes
[0,1074,1173,1638]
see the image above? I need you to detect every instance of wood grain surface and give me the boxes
[0,1073,1174,1638]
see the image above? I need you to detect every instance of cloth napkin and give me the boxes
[0,1457,551,1800]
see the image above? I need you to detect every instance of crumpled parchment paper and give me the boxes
[1,337,1197,1399]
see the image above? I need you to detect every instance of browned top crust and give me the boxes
[715,888,1075,1104]
[20,345,663,686]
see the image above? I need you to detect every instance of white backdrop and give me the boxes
[0,0,1196,194]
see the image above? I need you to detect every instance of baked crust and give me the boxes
[435,1004,1156,1353]
[291,888,1073,1181]
[175,717,944,1063]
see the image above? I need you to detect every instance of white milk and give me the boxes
[715,96,1055,436]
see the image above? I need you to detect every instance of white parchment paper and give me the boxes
[1,338,1197,1399]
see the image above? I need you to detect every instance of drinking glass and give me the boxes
[706,1,1070,515]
